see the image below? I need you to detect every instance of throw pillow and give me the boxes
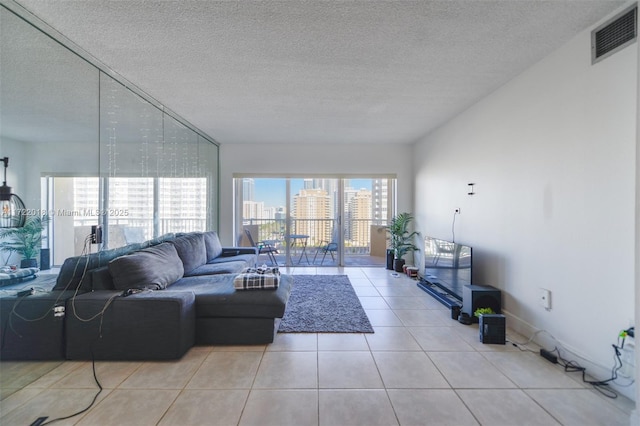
[171,233,207,274]
[203,231,223,260]
[108,242,184,290]
[91,266,115,291]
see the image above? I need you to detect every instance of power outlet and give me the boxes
[540,288,551,310]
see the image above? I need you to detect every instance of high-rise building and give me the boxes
[69,176,207,237]
[243,200,265,221]
[303,179,314,190]
[73,177,99,215]
[274,206,286,221]
[372,179,389,224]
[292,188,331,245]
[242,178,255,201]
[263,206,276,220]
[349,188,372,246]
[312,179,337,215]
[343,186,358,241]
[158,178,207,219]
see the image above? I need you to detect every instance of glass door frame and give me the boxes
[234,174,396,267]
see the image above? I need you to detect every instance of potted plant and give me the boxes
[386,212,420,272]
[474,307,495,318]
[0,214,50,268]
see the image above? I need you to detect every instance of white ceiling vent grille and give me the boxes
[592,5,637,64]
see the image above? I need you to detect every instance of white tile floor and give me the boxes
[0,267,634,425]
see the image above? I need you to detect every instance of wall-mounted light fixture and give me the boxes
[467,183,475,196]
[0,157,26,228]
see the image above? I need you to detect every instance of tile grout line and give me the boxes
[236,343,268,425]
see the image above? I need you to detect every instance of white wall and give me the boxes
[414,7,637,399]
[0,136,99,212]
[634,20,640,424]
[219,142,413,245]
[0,137,29,205]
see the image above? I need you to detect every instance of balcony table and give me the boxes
[288,234,310,265]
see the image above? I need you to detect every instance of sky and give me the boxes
[252,178,373,208]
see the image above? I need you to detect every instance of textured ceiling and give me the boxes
[9,1,628,144]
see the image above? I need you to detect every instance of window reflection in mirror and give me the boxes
[1,4,100,269]
[0,4,100,398]
[46,176,208,261]
[0,4,218,399]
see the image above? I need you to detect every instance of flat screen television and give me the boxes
[418,236,472,306]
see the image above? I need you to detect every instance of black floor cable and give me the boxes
[508,331,632,399]
[30,343,103,426]
[551,345,621,399]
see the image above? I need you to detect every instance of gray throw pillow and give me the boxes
[91,266,115,291]
[108,242,184,290]
[171,233,207,274]
[203,231,223,260]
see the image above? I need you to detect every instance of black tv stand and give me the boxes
[417,278,462,309]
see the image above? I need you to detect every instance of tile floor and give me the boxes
[0,267,634,425]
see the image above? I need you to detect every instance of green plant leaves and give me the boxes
[0,215,50,261]
[386,212,420,259]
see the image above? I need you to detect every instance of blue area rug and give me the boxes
[278,275,374,333]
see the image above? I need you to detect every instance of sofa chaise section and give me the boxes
[65,290,196,360]
[0,286,73,360]
[170,273,293,345]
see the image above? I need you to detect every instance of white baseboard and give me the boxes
[502,308,636,402]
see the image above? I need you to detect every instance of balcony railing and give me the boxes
[69,216,388,266]
[242,218,388,256]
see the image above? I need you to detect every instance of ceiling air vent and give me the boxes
[592,5,637,64]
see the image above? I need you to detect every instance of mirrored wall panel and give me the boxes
[0,6,100,267]
[0,3,219,397]
[0,4,219,268]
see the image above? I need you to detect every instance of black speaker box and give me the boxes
[39,248,51,270]
[462,284,501,323]
[386,249,394,270]
[450,305,461,320]
[479,314,506,344]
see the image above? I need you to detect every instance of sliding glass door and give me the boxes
[235,176,394,267]
[341,178,391,266]
[289,178,339,266]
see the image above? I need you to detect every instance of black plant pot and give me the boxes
[393,258,405,273]
[20,258,38,268]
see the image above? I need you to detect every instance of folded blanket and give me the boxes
[0,267,39,286]
[233,266,280,290]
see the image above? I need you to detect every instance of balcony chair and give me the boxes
[244,229,279,266]
[313,229,338,265]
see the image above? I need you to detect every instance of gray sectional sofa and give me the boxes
[0,231,293,361]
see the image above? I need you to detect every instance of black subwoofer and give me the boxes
[462,284,501,323]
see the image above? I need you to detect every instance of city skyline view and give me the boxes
[241,177,391,250]
[253,178,373,208]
